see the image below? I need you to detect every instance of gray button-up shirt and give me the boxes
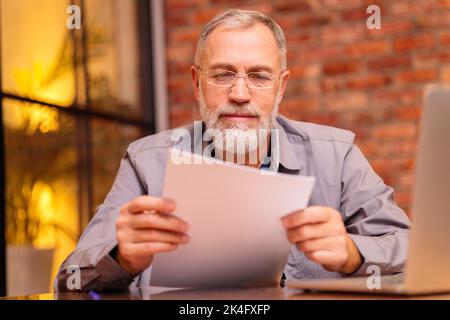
[54,115,411,292]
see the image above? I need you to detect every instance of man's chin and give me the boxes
[214,118,261,131]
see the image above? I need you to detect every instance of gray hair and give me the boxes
[194,9,287,71]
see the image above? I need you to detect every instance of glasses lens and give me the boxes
[247,72,274,88]
[208,70,235,85]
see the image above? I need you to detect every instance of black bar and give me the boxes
[0,0,7,295]
[137,0,156,133]
[77,0,94,223]
[71,0,87,231]
[1,92,153,129]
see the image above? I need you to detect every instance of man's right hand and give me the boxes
[114,195,189,276]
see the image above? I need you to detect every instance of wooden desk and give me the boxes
[2,286,450,300]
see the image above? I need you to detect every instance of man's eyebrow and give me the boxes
[208,63,237,70]
[247,65,274,73]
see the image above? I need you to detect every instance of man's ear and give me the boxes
[191,66,200,101]
[277,70,290,102]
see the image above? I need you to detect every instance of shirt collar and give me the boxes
[272,117,302,173]
[188,117,302,173]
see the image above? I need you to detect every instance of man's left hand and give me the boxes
[281,206,363,274]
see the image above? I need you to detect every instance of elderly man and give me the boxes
[55,9,410,292]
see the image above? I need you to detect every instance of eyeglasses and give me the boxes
[198,68,280,89]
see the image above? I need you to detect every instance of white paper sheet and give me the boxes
[150,150,315,287]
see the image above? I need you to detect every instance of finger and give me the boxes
[296,236,346,254]
[286,222,339,243]
[125,196,175,215]
[120,242,178,256]
[281,206,331,229]
[124,229,189,244]
[131,211,189,233]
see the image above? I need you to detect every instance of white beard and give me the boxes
[198,85,281,161]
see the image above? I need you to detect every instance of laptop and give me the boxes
[287,84,450,295]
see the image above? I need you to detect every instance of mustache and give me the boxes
[215,104,262,118]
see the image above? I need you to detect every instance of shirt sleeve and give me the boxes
[54,149,146,292]
[340,144,411,276]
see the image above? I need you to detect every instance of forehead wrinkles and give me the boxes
[202,25,281,69]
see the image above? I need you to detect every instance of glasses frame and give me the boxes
[197,67,282,90]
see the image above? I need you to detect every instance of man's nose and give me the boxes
[228,77,252,104]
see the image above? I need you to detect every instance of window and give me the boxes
[0,0,155,295]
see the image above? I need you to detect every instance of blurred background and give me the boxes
[1,0,449,296]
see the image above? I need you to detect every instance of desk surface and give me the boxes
[2,286,450,300]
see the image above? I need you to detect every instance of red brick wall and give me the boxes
[164,0,450,215]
